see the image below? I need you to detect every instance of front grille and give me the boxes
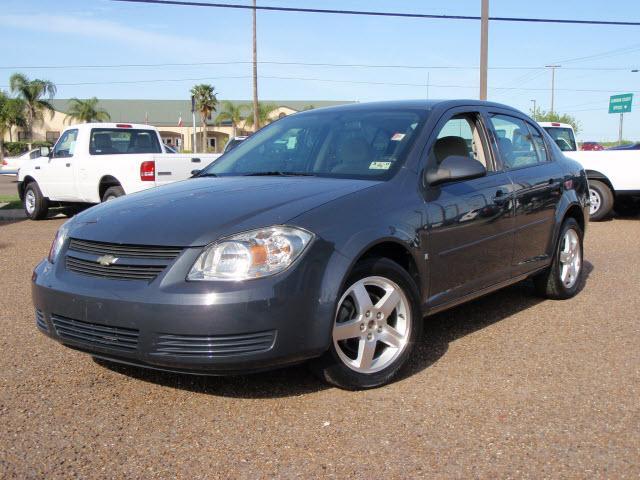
[153,331,276,357]
[68,239,182,259]
[52,314,139,351]
[35,309,48,331]
[65,238,183,281]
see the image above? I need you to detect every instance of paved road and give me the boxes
[0,174,19,197]
[1,216,639,478]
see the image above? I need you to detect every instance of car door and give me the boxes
[487,112,564,276]
[423,108,516,307]
[43,128,79,200]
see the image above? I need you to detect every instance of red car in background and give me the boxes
[580,141,604,151]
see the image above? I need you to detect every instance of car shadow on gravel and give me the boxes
[95,261,594,397]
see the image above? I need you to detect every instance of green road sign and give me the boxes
[609,93,633,114]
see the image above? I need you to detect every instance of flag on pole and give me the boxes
[178,114,183,127]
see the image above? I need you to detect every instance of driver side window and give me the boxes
[52,129,78,158]
[429,113,491,171]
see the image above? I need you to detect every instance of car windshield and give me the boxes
[201,108,427,180]
[542,127,577,152]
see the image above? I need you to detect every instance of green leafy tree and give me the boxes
[216,101,248,138]
[302,104,316,111]
[244,102,277,130]
[0,92,27,161]
[531,108,581,135]
[9,73,56,141]
[65,97,111,124]
[190,84,218,152]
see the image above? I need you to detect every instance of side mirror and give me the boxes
[39,146,51,158]
[426,155,487,186]
[190,169,201,177]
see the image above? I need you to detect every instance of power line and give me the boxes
[0,61,637,71]
[112,0,640,26]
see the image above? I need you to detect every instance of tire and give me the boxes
[23,182,49,220]
[534,217,584,300]
[102,186,125,202]
[310,257,422,390]
[588,180,613,221]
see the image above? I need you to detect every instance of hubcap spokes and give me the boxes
[559,229,581,288]
[25,191,35,214]
[589,188,601,215]
[333,276,410,374]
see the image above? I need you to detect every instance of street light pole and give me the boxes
[479,0,489,100]
[530,99,537,120]
[546,64,561,113]
[252,0,259,131]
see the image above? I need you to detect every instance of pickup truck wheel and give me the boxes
[102,186,125,202]
[534,217,584,300]
[310,258,422,390]
[23,182,49,220]
[588,180,613,221]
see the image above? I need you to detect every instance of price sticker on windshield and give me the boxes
[369,161,392,170]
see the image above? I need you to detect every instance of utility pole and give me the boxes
[479,0,489,100]
[191,95,197,153]
[546,64,561,113]
[252,0,259,131]
[530,99,537,120]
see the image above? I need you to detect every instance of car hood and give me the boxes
[70,176,379,246]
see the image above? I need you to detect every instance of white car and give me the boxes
[18,122,221,219]
[540,122,640,220]
[1,148,41,174]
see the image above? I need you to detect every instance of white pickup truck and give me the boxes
[540,122,640,220]
[18,123,221,219]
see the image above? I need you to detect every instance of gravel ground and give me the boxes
[1,215,639,479]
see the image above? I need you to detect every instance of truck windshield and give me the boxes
[543,127,576,152]
[89,128,162,155]
[200,108,427,180]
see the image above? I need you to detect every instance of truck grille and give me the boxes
[52,314,139,351]
[152,331,276,357]
[65,238,183,281]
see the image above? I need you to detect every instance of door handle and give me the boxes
[66,163,71,167]
[191,157,201,163]
[493,189,510,204]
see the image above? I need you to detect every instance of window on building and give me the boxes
[46,131,60,143]
[17,131,28,141]
[208,137,217,149]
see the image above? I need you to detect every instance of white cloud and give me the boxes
[0,13,239,57]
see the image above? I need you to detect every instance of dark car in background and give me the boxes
[32,100,589,389]
[607,143,640,150]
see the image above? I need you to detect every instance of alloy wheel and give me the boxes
[25,189,36,215]
[559,228,581,289]
[589,188,601,216]
[333,276,411,374]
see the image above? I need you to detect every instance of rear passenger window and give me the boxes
[490,115,541,169]
[526,122,549,163]
[89,129,162,155]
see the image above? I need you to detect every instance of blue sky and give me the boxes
[1,0,639,140]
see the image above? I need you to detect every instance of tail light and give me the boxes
[1,160,7,166]
[140,161,155,181]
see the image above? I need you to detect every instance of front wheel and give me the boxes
[23,182,49,220]
[310,258,422,390]
[588,180,613,221]
[534,217,584,300]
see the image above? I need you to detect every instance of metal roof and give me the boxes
[50,99,354,127]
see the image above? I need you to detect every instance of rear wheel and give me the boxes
[102,186,125,202]
[588,180,613,221]
[23,182,49,220]
[310,258,422,390]
[534,217,584,300]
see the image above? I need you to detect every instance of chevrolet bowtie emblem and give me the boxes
[97,254,119,266]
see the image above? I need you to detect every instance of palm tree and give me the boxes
[65,97,111,124]
[244,102,277,130]
[190,84,218,152]
[216,101,248,137]
[9,73,56,141]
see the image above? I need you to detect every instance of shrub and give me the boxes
[4,142,29,156]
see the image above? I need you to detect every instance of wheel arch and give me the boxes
[585,169,615,195]
[98,175,123,200]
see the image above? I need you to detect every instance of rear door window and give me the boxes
[90,129,162,155]
[490,115,540,169]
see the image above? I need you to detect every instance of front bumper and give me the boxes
[32,241,341,374]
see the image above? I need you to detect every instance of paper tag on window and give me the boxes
[391,133,405,141]
[369,161,391,170]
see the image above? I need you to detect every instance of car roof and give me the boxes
[67,122,156,130]
[295,99,525,115]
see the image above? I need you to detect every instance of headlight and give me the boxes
[188,226,314,281]
[48,220,72,264]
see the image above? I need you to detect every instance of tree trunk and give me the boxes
[232,123,237,138]
[201,118,207,153]
[0,136,4,163]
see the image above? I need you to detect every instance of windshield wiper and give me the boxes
[197,172,218,177]
[243,171,315,177]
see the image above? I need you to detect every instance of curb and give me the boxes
[0,209,26,221]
